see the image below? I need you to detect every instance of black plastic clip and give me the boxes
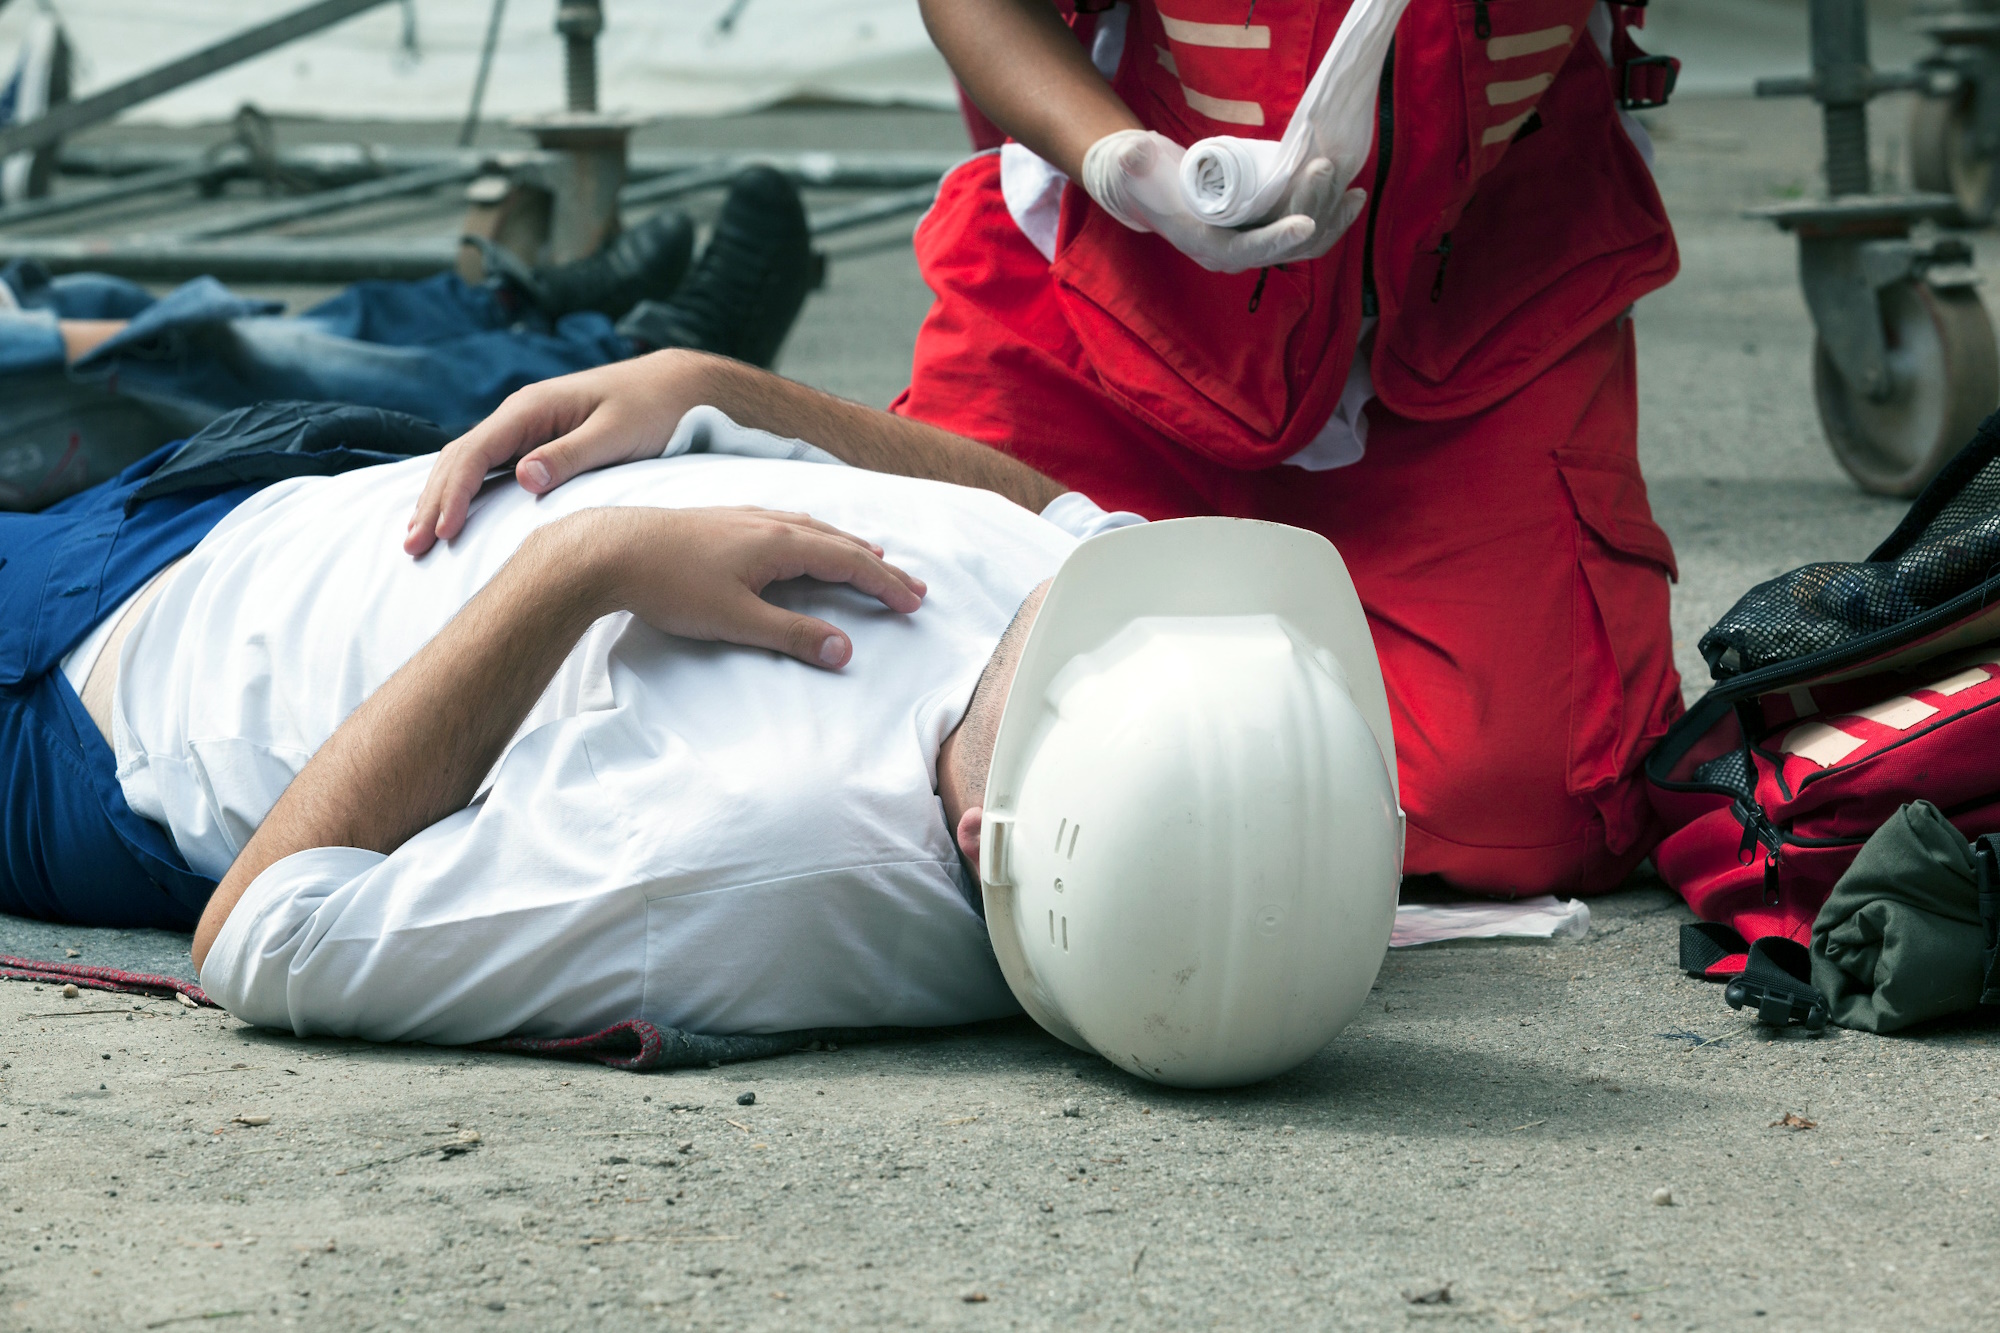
[1723,937,1829,1031]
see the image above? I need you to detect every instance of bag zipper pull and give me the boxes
[1248,264,1282,313]
[1731,796,1785,904]
[1474,0,1491,40]
[1428,233,1453,303]
[1736,814,1759,866]
[1244,0,1259,26]
[1733,797,1782,864]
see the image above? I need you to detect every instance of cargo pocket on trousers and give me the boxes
[1557,451,1679,823]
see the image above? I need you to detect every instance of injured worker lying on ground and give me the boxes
[0,357,1404,1088]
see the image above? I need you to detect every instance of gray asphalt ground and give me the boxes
[9,38,2000,1333]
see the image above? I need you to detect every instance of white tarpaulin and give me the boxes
[0,0,956,123]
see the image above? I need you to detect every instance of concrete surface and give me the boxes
[7,82,2000,1333]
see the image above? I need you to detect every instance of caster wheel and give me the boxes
[1814,281,2000,497]
[1911,91,1999,225]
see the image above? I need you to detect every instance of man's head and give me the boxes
[938,579,1049,868]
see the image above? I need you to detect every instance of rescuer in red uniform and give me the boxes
[897,0,1686,896]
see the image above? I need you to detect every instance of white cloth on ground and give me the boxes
[110,447,1074,1044]
[1177,0,1412,228]
[1389,895,1591,948]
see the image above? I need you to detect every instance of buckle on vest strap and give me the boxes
[1620,52,1679,111]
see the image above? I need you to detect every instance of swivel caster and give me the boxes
[1814,279,1999,496]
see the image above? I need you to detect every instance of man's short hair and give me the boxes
[956,587,1042,805]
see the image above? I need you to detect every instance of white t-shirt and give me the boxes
[112,454,1075,1044]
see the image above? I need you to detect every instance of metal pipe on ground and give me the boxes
[806,183,939,238]
[61,146,963,191]
[0,237,457,283]
[173,162,486,241]
[618,164,747,209]
[0,0,399,162]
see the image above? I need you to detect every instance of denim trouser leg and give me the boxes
[0,262,161,375]
[77,273,633,436]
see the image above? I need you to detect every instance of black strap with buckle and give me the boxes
[1620,52,1679,111]
[1723,937,1830,1031]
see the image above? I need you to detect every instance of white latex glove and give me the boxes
[1081,129,1363,274]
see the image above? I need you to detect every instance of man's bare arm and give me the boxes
[195,505,926,968]
[404,352,1067,557]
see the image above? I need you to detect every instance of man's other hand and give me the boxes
[406,354,703,557]
[573,506,925,670]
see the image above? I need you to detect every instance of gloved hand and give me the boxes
[1080,129,1365,274]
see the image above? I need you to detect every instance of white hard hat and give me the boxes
[978,517,1403,1088]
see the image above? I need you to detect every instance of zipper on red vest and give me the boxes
[1473,0,1491,39]
[1359,43,1395,319]
[1428,233,1453,303]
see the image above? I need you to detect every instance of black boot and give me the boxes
[467,207,695,322]
[615,166,814,369]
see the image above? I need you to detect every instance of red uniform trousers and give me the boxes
[892,156,1684,896]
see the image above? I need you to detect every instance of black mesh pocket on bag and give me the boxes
[1689,745,1754,799]
[1699,418,2000,680]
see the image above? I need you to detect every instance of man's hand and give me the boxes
[406,355,702,557]
[195,504,921,968]
[595,506,924,669]
[402,351,1068,558]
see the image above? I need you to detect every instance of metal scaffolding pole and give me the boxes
[174,162,485,241]
[0,0,400,162]
[807,183,939,237]
[58,145,964,190]
[0,236,456,282]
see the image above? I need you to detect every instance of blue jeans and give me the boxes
[0,264,633,435]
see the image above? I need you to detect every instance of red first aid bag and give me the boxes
[1646,419,2000,1008]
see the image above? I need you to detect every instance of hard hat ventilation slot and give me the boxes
[1061,916,1069,952]
[1048,909,1055,944]
[1054,818,1067,852]
[1068,824,1081,859]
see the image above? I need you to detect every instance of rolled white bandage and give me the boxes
[1177,0,1411,228]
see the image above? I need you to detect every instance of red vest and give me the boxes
[1045,0,1676,467]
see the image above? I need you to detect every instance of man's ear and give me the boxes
[955,806,983,870]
